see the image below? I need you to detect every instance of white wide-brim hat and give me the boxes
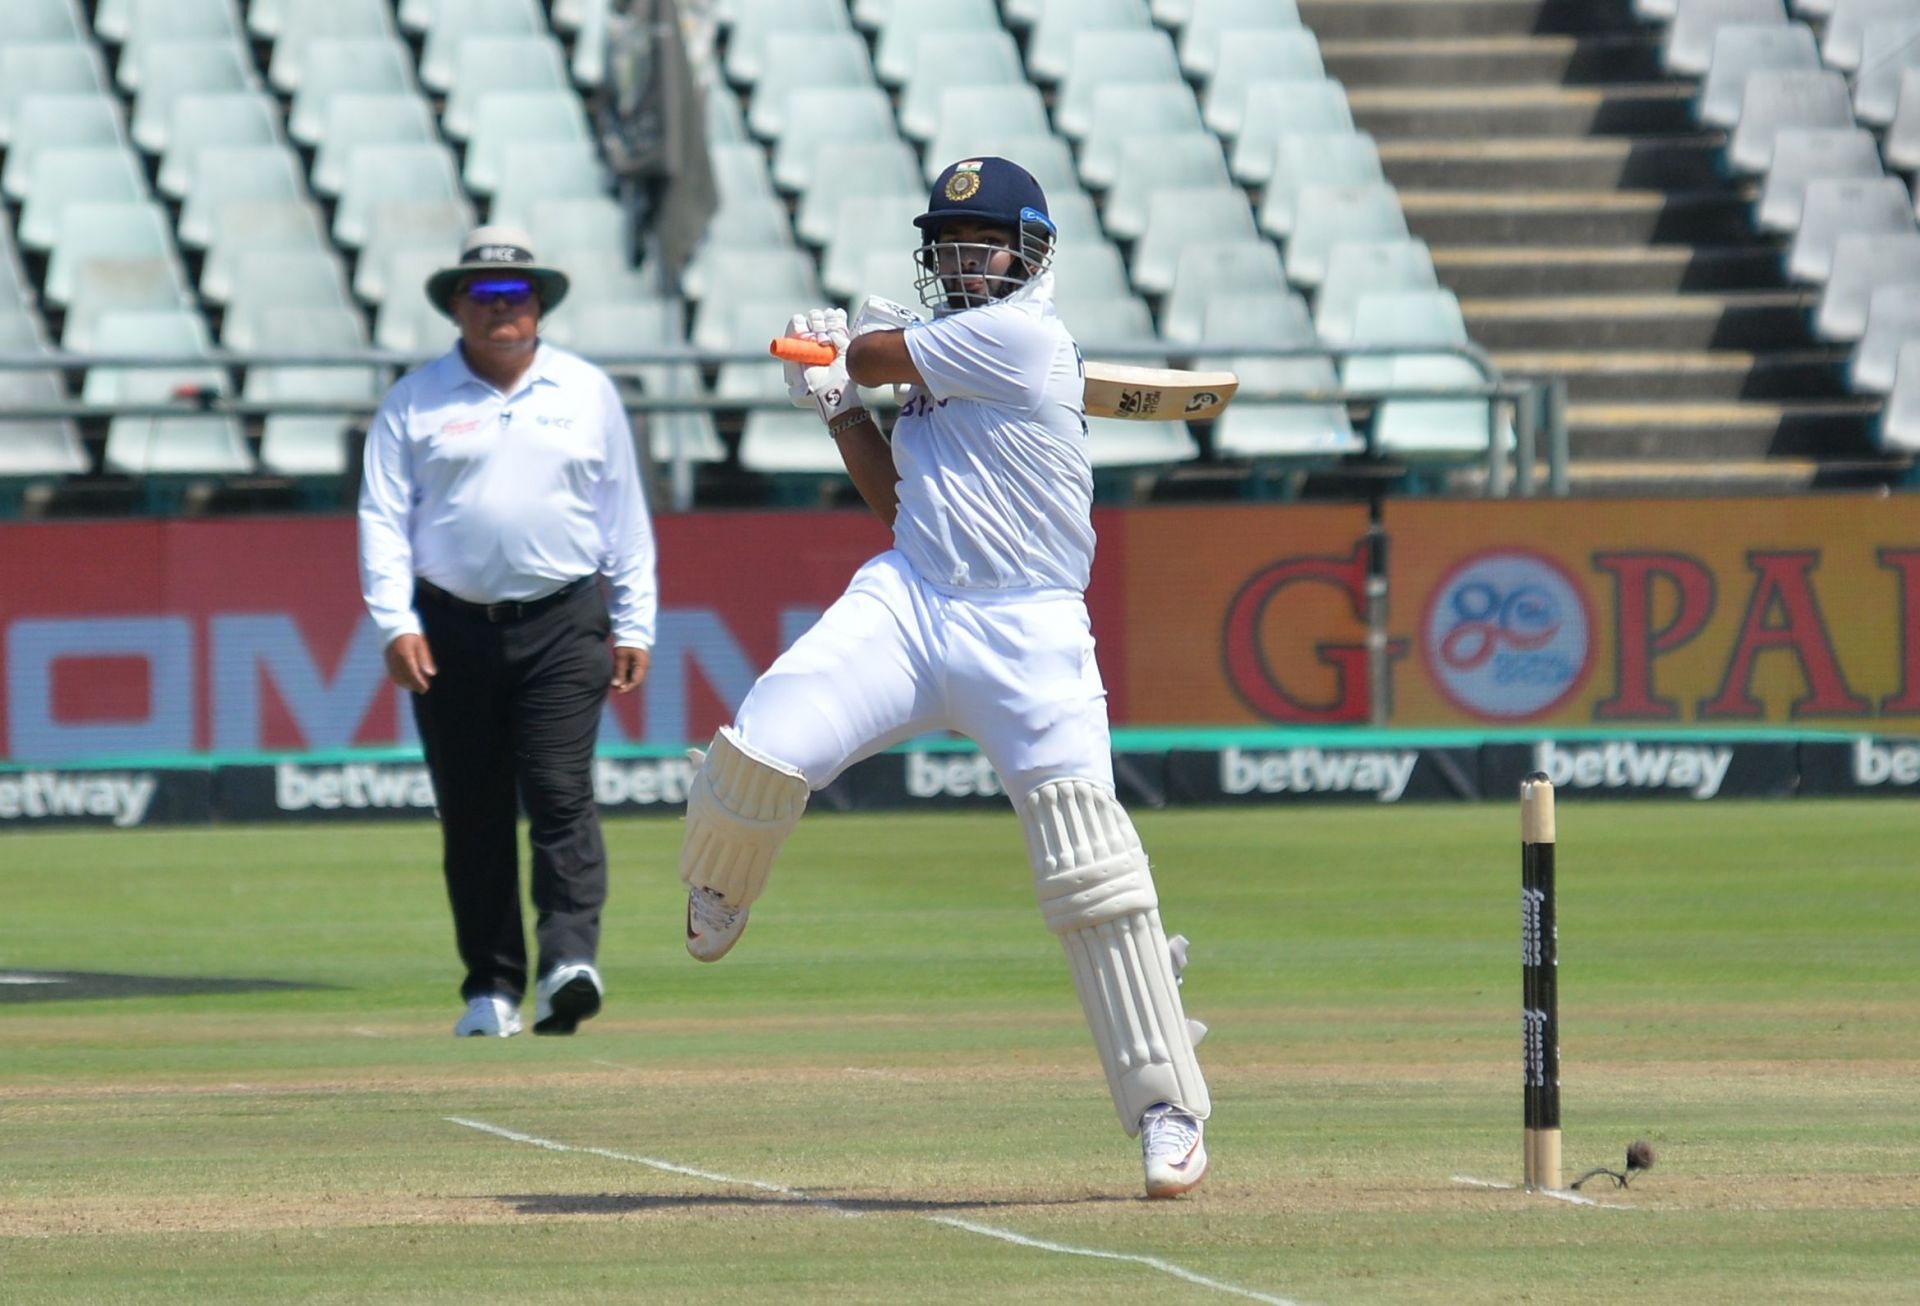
[425,225,570,317]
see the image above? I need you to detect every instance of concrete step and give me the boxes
[1563,399,1881,459]
[1379,135,1726,191]
[1434,245,1784,296]
[1320,33,1665,87]
[1463,291,1816,350]
[1494,349,1852,401]
[1300,0,1641,40]
[1349,84,1700,137]
[1401,188,1761,245]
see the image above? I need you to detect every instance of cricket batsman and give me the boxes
[675,156,1211,1198]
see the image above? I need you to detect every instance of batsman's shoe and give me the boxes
[533,961,603,1035]
[685,886,749,962]
[1141,1103,1208,1199]
[454,994,521,1038]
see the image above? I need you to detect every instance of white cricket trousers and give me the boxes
[734,550,1115,804]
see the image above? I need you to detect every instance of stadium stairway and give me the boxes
[1301,0,1904,494]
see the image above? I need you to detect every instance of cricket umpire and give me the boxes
[358,225,658,1039]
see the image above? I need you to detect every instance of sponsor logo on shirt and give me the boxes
[440,417,484,435]
[536,415,574,430]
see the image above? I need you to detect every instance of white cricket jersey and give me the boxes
[357,342,659,648]
[896,272,1094,595]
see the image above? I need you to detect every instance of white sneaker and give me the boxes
[533,961,603,1035]
[685,886,749,962]
[454,994,521,1038]
[1141,1103,1208,1199]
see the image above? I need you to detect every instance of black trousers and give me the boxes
[411,577,613,1003]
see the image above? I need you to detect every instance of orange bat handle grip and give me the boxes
[769,337,838,366]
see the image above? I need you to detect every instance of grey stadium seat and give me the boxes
[1696,22,1820,128]
[247,306,381,477]
[1079,82,1206,189]
[0,0,90,47]
[443,34,571,140]
[1314,238,1440,347]
[1179,0,1305,78]
[200,198,332,302]
[130,40,258,154]
[1814,233,1920,340]
[62,255,195,351]
[1198,290,1360,462]
[17,145,150,251]
[1878,339,1920,450]
[723,0,853,87]
[88,308,254,475]
[0,43,112,148]
[115,0,247,93]
[418,0,548,93]
[1786,176,1916,283]
[4,93,128,202]
[1755,127,1883,233]
[1026,0,1154,85]
[353,198,477,303]
[287,38,417,145]
[872,0,1001,86]
[1850,285,1920,392]
[1104,132,1233,240]
[1203,30,1327,139]
[1130,187,1258,294]
[1664,0,1789,77]
[1231,80,1356,186]
[1854,17,1920,123]
[1161,239,1291,343]
[311,93,439,197]
[1054,29,1186,140]
[463,91,592,195]
[1285,183,1412,288]
[178,143,309,249]
[898,30,1025,141]
[265,0,399,92]
[157,92,282,199]
[45,199,178,305]
[1821,0,1920,71]
[1726,69,1853,174]
[334,143,466,248]
[746,33,877,141]
[1259,132,1385,240]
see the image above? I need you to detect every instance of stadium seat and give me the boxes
[1202,30,1327,138]
[0,0,89,47]
[715,297,809,405]
[247,306,380,477]
[1820,0,1920,71]
[221,249,355,350]
[1078,83,1206,189]
[1198,291,1361,464]
[539,247,653,310]
[1104,132,1233,240]
[1878,339,1920,449]
[398,0,435,33]
[1885,67,1920,170]
[680,194,793,298]
[821,193,929,298]
[334,143,466,248]
[1083,415,1200,470]
[1314,238,1440,347]
[528,197,628,261]
[0,370,89,479]
[87,308,253,475]
[723,0,856,85]
[690,249,821,350]
[898,30,1025,141]
[797,141,923,248]
[1814,233,1920,340]
[1664,0,1788,77]
[4,94,127,202]
[1786,177,1917,283]
[1048,239,1137,303]
[1726,69,1853,174]
[61,256,194,352]
[1161,239,1290,343]
[546,300,727,468]
[1635,0,1683,18]
[0,43,112,147]
[872,0,1001,85]
[311,93,438,197]
[746,33,877,141]
[157,92,281,199]
[419,0,548,92]
[116,0,248,92]
[1285,183,1411,288]
[770,85,900,195]
[266,0,398,91]
[129,40,258,154]
[443,34,571,140]
[1178,0,1305,78]
[1026,0,1154,84]
[178,143,308,249]
[841,248,927,317]
[1696,22,1821,127]
[486,142,609,232]
[464,91,592,195]
[1343,291,1506,464]
[1755,127,1883,233]
[1054,293,1159,356]
[1231,80,1356,185]
[1850,284,1920,391]
[1854,18,1920,123]
[287,37,417,145]
[1054,30,1185,140]
[1130,187,1258,294]
[44,199,177,305]
[1259,132,1385,240]
[200,198,332,302]
[922,87,1055,175]
[740,408,849,475]
[566,0,612,87]
[17,146,149,251]
[352,198,477,303]
[1042,187,1104,245]
[373,248,460,353]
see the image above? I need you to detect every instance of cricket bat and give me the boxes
[769,337,1238,422]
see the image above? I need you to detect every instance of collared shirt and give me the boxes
[895,272,1094,596]
[357,342,658,648]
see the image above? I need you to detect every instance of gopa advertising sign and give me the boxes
[1120,496,1920,729]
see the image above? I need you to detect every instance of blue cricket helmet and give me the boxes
[912,157,1057,306]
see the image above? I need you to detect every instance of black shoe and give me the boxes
[532,962,603,1035]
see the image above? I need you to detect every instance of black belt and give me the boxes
[414,575,596,624]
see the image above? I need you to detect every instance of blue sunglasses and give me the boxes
[463,278,535,307]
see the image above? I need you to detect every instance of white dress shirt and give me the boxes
[895,272,1095,597]
[357,342,658,648]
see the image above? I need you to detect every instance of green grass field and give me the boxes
[2,800,1916,1304]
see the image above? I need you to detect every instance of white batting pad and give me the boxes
[1022,779,1210,1136]
[678,726,809,908]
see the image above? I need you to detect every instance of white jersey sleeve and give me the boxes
[904,303,1059,413]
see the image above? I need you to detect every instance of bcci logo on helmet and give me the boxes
[1421,549,1593,719]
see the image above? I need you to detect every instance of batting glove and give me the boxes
[781,308,860,422]
[850,294,923,337]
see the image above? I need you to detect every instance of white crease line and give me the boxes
[1451,1175,1622,1209]
[448,1116,1300,1306]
